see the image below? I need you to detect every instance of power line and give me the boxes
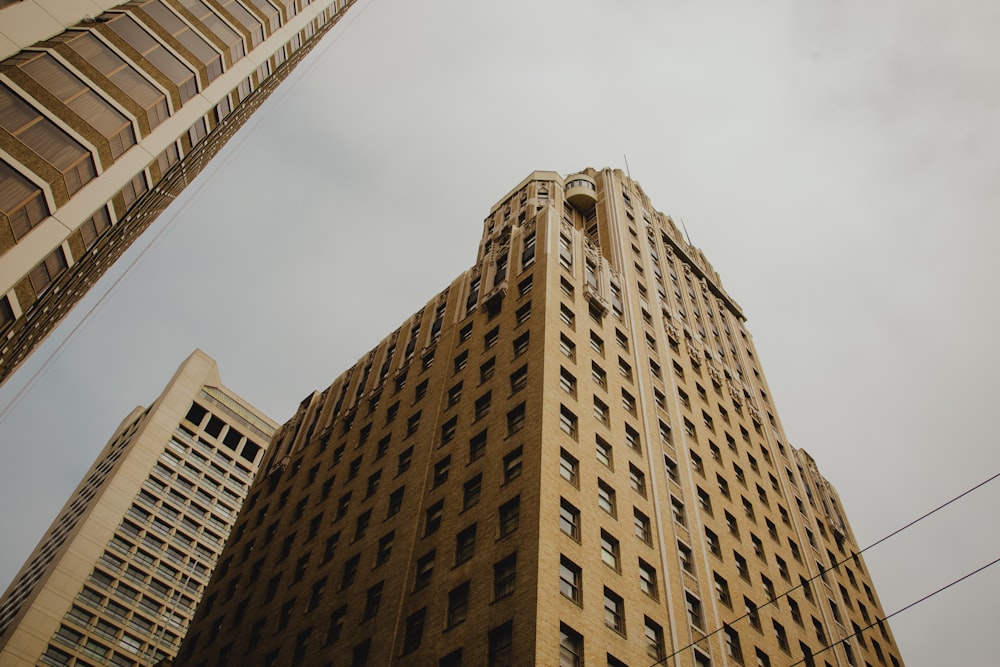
[648,470,1000,666]
[787,555,1000,667]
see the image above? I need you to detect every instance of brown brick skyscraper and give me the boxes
[176,169,905,667]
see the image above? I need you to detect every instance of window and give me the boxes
[715,572,732,607]
[454,351,469,373]
[507,403,524,437]
[735,551,750,580]
[725,510,740,537]
[593,397,610,425]
[624,424,641,452]
[488,621,513,667]
[455,525,477,564]
[559,556,582,603]
[604,587,626,634]
[799,574,812,604]
[638,558,658,599]
[560,276,574,297]
[591,362,607,389]
[493,553,517,600]
[515,302,532,325]
[600,531,620,570]
[559,367,577,395]
[485,326,500,349]
[466,429,486,462]
[590,331,605,356]
[595,436,613,468]
[402,608,426,654]
[414,550,435,589]
[745,596,762,629]
[664,456,679,483]
[788,596,803,625]
[387,487,405,517]
[433,456,451,487]
[510,365,528,393]
[499,496,520,536]
[354,510,371,541]
[717,473,731,499]
[447,582,470,627]
[686,592,704,629]
[560,303,575,328]
[597,480,617,517]
[340,555,359,590]
[398,447,413,474]
[634,508,652,544]
[475,391,492,420]
[518,276,533,297]
[752,534,765,561]
[459,323,473,342]
[615,329,629,350]
[513,332,530,357]
[463,474,482,510]
[629,465,647,497]
[560,334,576,360]
[762,575,777,604]
[690,482,709,511]
[362,581,383,620]
[559,233,573,268]
[559,449,579,486]
[618,357,633,381]
[559,405,578,438]
[28,247,67,296]
[622,390,636,415]
[376,531,394,566]
[447,383,463,407]
[671,496,686,525]
[773,620,789,652]
[724,625,743,663]
[559,623,584,667]
[415,380,429,402]
[425,501,444,535]
[480,358,496,383]
[560,498,580,541]
[437,420,458,449]
[645,617,665,660]
[777,556,790,582]
[502,447,523,483]
[678,541,694,574]
[706,528,721,557]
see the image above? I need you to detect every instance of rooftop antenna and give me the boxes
[678,215,694,246]
[623,154,632,179]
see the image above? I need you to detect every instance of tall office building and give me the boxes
[0,349,277,666]
[0,0,359,386]
[176,169,905,666]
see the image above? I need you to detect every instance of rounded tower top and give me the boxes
[565,173,597,212]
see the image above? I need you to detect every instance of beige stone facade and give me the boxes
[0,349,276,666]
[0,0,359,387]
[176,169,905,667]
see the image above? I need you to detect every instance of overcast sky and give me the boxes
[2,1,998,664]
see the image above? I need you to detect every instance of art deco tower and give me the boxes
[176,169,905,667]
[0,0,359,386]
[0,349,277,666]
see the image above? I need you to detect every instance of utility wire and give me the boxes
[649,470,1000,666]
[0,0,376,425]
[787,555,1000,667]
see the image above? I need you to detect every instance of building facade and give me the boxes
[0,349,277,666]
[0,0,359,387]
[176,169,905,667]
